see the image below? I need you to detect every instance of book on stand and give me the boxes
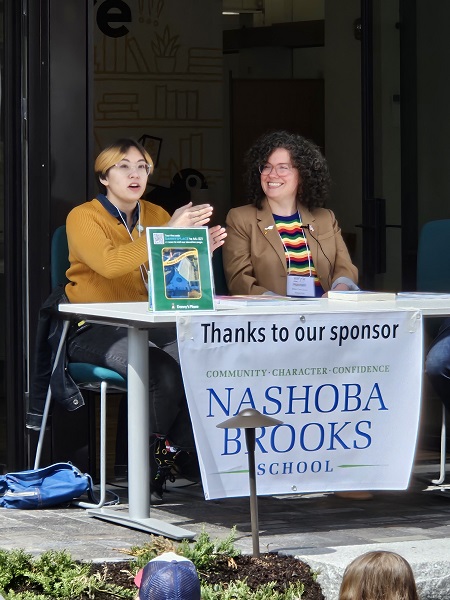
[146,227,214,311]
[328,290,396,302]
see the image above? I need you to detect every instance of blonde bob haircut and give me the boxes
[94,138,153,179]
[339,551,419,600]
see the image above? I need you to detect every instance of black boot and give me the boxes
[150,435,176,503]
[150,435,200,502]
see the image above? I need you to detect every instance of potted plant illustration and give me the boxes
[152,26,180,73]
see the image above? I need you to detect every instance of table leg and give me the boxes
[127,327,150,518]
[87,326,195,540]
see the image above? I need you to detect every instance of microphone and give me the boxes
[304,223,314,233]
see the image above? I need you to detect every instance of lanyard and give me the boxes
[113,202,148,290]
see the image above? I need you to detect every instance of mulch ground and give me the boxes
[91,553,325,599]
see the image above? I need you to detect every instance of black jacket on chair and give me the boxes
[27,285,85,425]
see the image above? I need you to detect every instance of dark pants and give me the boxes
[425,318,450,413]
[67,324,195,449]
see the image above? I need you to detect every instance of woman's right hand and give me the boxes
[167,202,213,228]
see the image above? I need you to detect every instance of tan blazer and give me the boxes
[223,199,358,296]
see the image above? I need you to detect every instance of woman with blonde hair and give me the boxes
[339,551,419,600]
[65,138,226,502]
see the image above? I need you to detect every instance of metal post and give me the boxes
[245,427,259,557]
[217,408,283,558]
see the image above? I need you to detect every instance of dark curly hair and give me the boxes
[243,130,331,210]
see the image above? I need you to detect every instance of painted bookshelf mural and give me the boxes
[94,0,224,217]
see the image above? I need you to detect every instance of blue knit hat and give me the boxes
[135,552,201,600]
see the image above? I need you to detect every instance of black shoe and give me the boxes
[150,435,176,502]
[113,464,127,480]
[150,436,200,500]
[150,486,164,504]
[171,449,200,483]
[26,411,50,431]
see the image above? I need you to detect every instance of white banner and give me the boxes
[177,310,423,500]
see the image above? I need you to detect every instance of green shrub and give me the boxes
[201,579,305,600]
[0,528,312,599]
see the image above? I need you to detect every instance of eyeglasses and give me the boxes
[113,161,152,176]
[258,163,293,176]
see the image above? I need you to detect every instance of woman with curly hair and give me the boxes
[338,551,419,600]
[223,130,358,297]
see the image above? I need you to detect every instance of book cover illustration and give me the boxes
[146,227,214,311]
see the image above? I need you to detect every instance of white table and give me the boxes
[59,296,450,538]
[59,302,196,540]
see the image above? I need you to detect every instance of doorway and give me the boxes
[363,0,450,291]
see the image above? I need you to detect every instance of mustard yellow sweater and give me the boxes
[65,198,170,303]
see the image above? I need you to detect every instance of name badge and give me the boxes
[287,275,316,297]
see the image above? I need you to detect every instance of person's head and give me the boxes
[134,552,201,600]
[243,130,330,211]
[95,138,153,201]
[339,551,419,600]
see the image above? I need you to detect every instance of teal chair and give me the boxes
[34,226,126,508]
[417,219,450,484]
[417,219,450,293]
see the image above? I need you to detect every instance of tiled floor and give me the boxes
[0,459,449,598]
[0,464,449,555]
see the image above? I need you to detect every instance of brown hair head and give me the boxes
[339,551,419,600]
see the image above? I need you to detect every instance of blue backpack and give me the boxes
[0,462,91,509]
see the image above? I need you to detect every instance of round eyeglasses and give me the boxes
[113,161,152,176]
[258,163,293,176]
